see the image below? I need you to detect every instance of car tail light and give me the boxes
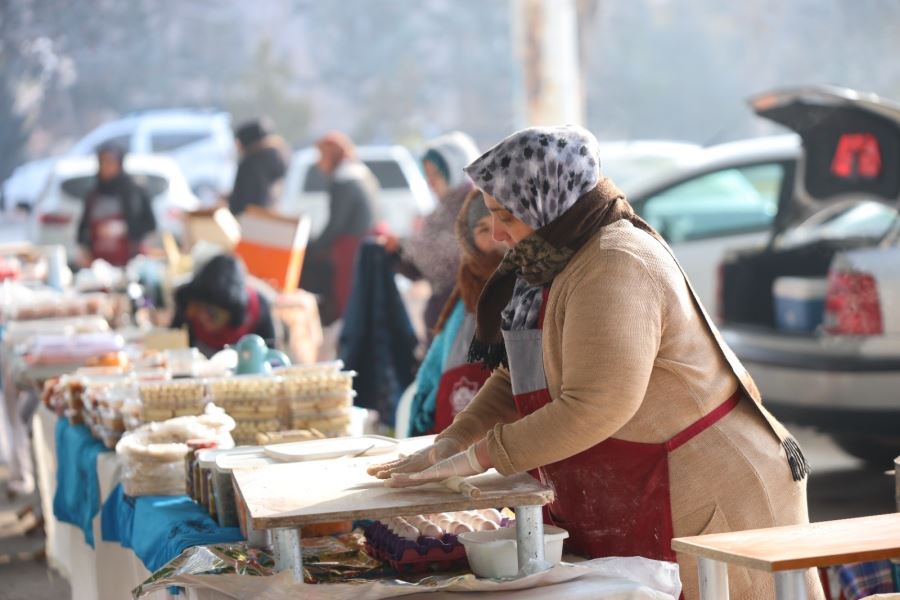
[824,270,883,335]
[39,212,72,225]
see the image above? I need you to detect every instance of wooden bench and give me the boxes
[672,512,900,599]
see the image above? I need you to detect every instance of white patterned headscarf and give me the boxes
[464,125,603,330]
[464,125,602,230]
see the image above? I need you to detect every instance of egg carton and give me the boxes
[362,521,468,574]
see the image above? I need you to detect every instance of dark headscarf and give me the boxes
[235,118,273,150]
[178,255,249,327]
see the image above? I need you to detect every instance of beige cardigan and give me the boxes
[437,220,823,600]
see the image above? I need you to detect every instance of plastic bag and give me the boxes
[117,404,236,496]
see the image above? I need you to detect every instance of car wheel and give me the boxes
[833,434,900,468]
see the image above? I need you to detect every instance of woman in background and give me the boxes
[302,132,380,324]
[77,143,156,267]
[228,118,289,216]
[384,131,481,336]
[405,190,505,435]
[172,254,275,357]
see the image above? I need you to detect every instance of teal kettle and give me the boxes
[234,334,291,375]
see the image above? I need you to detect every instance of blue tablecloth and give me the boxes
[101,484,244,573]
[52,418,111,547]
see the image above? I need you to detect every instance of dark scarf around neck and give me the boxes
[468,177,662,370]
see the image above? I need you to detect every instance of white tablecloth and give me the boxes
[31,406,680,600]
[32,405,188,600]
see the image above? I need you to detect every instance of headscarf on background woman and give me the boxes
[393,131,481,336]
[433,189,504,332]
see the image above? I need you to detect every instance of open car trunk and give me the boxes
[721,87,900,330]
[719,237,877,329]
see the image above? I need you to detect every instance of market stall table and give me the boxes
[232,437,555,583]
[672,512,900,599]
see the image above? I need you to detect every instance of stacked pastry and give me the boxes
[207,376,282,445]
[138,380,207,423]
[280,370,356,437]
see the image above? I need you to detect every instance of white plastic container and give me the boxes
[457,525,569,579]
[772,276,828,333]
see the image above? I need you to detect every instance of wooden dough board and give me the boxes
[232,436,555,530]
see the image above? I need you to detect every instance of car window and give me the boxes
[639,163,783,243]
[602,156,683,190]
[60,174,169,199]
[92,134,132,153]
[150,131,210,153]
[779,202,898,247]
[365,160,409,189]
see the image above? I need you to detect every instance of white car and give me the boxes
[29,154,200,262]
[627,134,801,311]
[716,86,900,465]
[4,108,235,209]
[598,140,702,192]
[277,145,433,239]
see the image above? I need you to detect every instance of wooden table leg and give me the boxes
[272,527,304,583]
[774,569,807,600]
[515,505,546,573]
[698,557,729,599]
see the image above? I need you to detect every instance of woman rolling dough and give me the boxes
[371,126,824,600]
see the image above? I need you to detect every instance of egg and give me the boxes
[453,522,474,535]
[421,523,443,538]
[387,518,403,532]
[478,519,499,531]
[479,508,503,523]
[470,516,487,529]
[398,524,419,540]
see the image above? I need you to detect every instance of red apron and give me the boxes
[432,362,491,433]
[503,288,740,562]
[189,286,262,351]
[332,234,362,319]
[90,216,131,267]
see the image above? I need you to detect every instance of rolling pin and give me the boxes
[443,476,481,499]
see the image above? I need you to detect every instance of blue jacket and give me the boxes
[406,300,466,436]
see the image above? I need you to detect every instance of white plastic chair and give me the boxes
[394,381,418,439]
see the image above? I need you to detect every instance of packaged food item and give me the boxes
[138,379,206,422]
[274,360,345,378]
[116,405,235,497]
[184,439,218,498]
[208,376,284,445]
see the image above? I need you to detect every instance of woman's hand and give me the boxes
[384,440,492,489]
[367,437,462,479]
[374,234,400,254]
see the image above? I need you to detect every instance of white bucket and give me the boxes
[457,525,569,579]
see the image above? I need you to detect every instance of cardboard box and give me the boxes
[235,206,311,292]
[184,207,241,252]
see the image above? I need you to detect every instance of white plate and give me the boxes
[263,435,398,462]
